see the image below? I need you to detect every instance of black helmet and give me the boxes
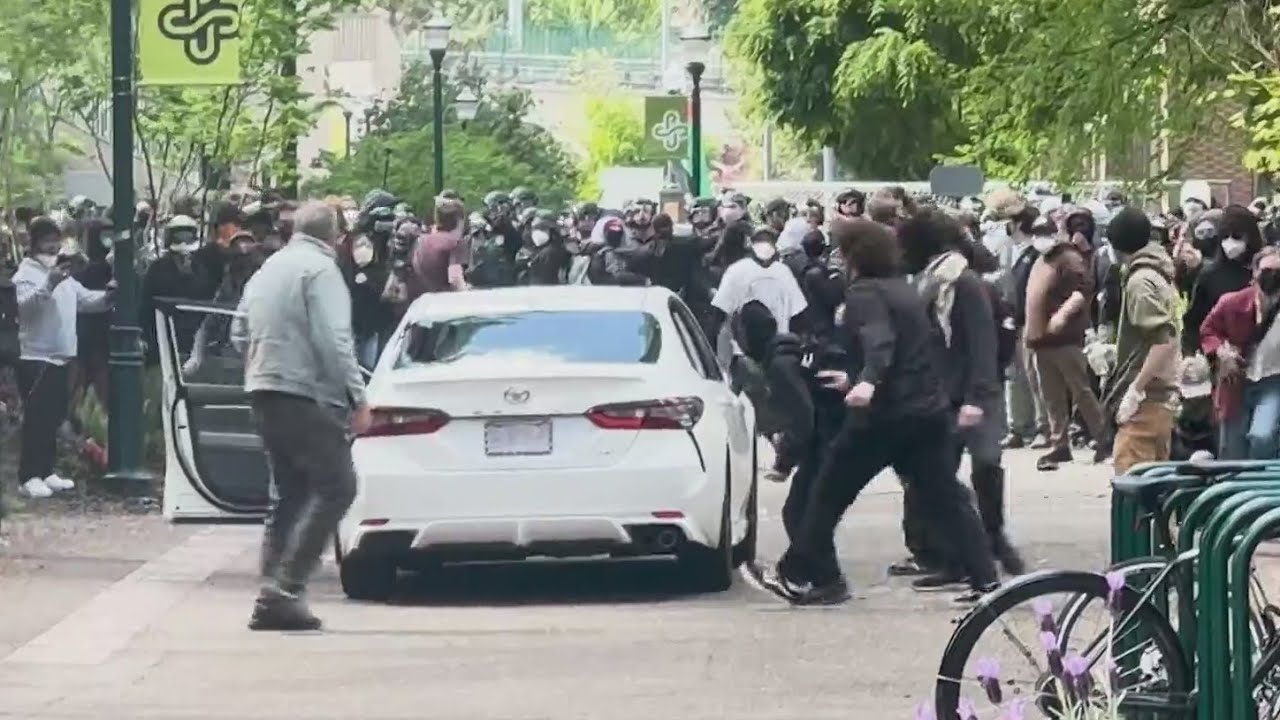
[361,189,398,215]
[512,186,539,210]
[483,190,511,208]
[517,206,540,229]
[572,202,600,221]
[690,196,717,228]
[531,209,559,232]
[835,188,865,207]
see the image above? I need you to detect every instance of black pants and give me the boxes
[780,413,998,587]
[252,391,358,594]
[17,360,70,484]
[782,396,844,541]
[903,458,1008,572]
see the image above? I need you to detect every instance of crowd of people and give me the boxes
[5,179,1280,623]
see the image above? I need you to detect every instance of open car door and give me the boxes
[154,297,270,521]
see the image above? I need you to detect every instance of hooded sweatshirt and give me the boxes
[1109,242,1180,407]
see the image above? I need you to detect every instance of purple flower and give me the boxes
[1002,698,1027,720]
[1041,631,1064,677]
[1033,597,1057,633]
[913,702,935,720]
[1063,653,1094,700]
[974,657,1003,705]
[956,697,978,720]
[1105,570,1126,613]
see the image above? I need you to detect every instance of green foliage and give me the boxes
[309,62,579,211]
[724,0,1224,184]
[527,0,660,38]
[578,96,646,199]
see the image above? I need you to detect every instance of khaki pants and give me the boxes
[1034,345,1108,450]
[1114,400,1176,475]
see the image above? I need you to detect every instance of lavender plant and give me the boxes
[922,571,1133,719]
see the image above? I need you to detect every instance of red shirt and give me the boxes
[411,229,467,296]
[1200,285,1259,421]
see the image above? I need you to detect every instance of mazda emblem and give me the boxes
[503,387,531,405]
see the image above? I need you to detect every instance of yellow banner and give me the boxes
[139,0,243,86]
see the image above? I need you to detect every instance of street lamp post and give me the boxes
[106,0,150,493]
[455,87,480,125]
[682,23,711,198]
[343,109,353,158]
[424,4,452,198]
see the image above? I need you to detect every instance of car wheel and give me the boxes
[678,448,734,592]
[338,554,398,602]
[733,438,759,567]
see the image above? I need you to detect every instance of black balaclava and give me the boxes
[732,300,777,363]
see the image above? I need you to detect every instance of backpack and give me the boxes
[0,277,17,366]
[465,233,516,288]
[986,280,1018,374]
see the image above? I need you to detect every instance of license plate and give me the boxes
[484,419,553,456]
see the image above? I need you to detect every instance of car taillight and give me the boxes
[360,408,450,437]
[586,397,704,430]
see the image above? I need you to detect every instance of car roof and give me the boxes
[403,286,678,322]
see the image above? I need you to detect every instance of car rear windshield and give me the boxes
[399,310,662,366]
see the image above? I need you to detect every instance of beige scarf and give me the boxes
[916,251,969,347]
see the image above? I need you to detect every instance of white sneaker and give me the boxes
[20,477,53,499]
[43,474,75,492]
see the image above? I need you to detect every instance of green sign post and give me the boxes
[643,96,689,161]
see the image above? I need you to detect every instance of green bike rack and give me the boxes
[1177,480,1280,663]
[1198,493,1280,720]
[1229,508,1280,719]
[1112,462,1182,565]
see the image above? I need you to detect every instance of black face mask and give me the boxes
[1259,269,1280,295]
[604,230,625,247]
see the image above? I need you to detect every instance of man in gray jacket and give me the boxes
[232,200,371,631]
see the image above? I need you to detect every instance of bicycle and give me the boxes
[934,461,1280,719]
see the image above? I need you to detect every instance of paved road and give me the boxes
[0,450,1111,719]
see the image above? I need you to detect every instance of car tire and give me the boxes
[732,438,759,567]
[678,447,734,593]
[338,554,398,602]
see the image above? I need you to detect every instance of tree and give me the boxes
[578,96,646,199]
[309,63,580,210]
[725,0,1221,185]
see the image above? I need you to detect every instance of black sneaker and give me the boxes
[740,562,851,606]
[248,587,323,632]
[953,582,1001,606]
[887,557,935,577]
[1001,434,1027,449]
[1092,438,1113,464]
[992,535,1028,577]
[1036,446,1072,471]
[911,571,969,593]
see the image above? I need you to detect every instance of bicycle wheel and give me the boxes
[935,571,1191,719]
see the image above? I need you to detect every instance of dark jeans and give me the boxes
[17,360,70,484]
[782,396,845,542]
[252,391,358,594]
[780,412,998,587]
[905,397,1009,570]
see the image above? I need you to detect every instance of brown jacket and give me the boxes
[1024,244,1093,349]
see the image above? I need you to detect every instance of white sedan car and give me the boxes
[335,286,759,600]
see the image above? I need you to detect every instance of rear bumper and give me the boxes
[337,464,723,560]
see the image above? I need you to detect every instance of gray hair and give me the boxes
[294,200,339,242]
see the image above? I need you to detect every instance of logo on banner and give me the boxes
[140,0,242,85]
[651,110,688,153]
[158,0,241,65]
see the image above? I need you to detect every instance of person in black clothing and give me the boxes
[730,300,816,538]
[786,229,842,344]
[72,218,112,412]
[1181,205,1262,355]
[193,201,244,295]
[746,218,999,606]
[895,209,1026,587]
[343,228,394,368]
[140,215,215,364]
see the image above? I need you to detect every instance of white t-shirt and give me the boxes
[711,255,808,332]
